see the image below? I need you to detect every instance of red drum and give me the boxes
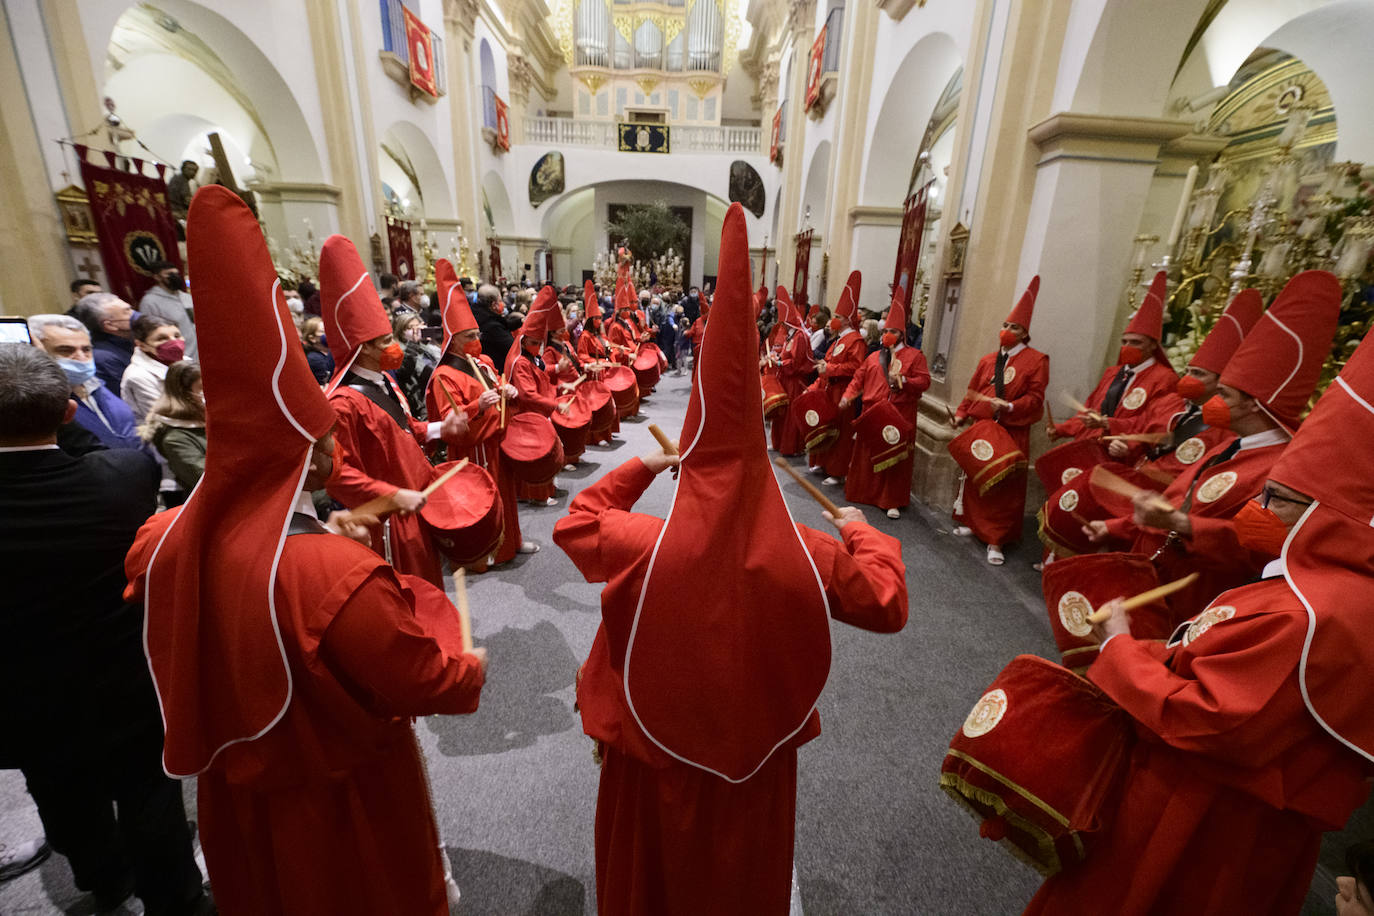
[604,365,640,419]
[1038,464,1163,557]
[1041,552,1166,672]
[1034,439,1106,495]
[577,379,616,441]
[761,370,789,418]
[853,400,915,473]
[500,413,565,484]
[949,420,1027,495]
[419,460,504,567]
[791,387,838,452]
[633,344,663,393]
[941,654,1133,876]
[552,393,593,462]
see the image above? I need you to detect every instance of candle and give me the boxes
[1166,164,1199,249]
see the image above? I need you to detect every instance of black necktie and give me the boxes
[1181,439,1241,512]
[994,351,1008,400]
[1100,366,1131,416]
[1153,405,1203,459]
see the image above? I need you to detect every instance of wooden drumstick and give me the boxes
[498,373,507,428]
[773,457,842,516]
[1086,573,1200,624]
[1061,391,1093,414]
[1102,432,1169,444]
[1089,465,1174,513]
[453,568,474,653]
[648,423,678,456]
[465,355,492,392]
[421,458,469,498]
[435,375,464,417]
[945,403,960,428]
[1045,400,1058,428]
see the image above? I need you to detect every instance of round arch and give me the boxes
[482,170,516,236]
[861,31,962,207]
[801,140,831,230]
[381,121,456,219]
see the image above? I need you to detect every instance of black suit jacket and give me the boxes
[476,302,515,370]
[0,447,162,767]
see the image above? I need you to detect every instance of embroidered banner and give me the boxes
[75,146,183,304]
[489,238,503,282]
[805,26,826,111]
[387,216,415,280]
[617,123,670,154]
[793,228,813,310]
[403,6,438,97]
[494,95,511,151]
[892,181,931,323]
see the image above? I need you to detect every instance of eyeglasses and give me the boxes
[1259,484,1313,511]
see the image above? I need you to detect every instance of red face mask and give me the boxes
[998,329,1020,350]
[153,338,186,365]
[1201,394,1231,429]
[379,342,404,371]
[828,317,845,334]
[1118,344,1145,367]
[881,331,901,348]
[1232,500,1289,558]
[462,337,483,357]
[1176,374,1208,403]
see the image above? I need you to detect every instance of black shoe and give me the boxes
[0,838,50,882]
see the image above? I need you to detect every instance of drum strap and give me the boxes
[1179,439,1241,513]
[345,374,409,430]
[287,512,330,537]
[994,351,1008,399]
[1154,406,1205,458]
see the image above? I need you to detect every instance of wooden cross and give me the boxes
[76,252,102,281]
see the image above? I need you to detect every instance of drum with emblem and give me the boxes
[419,460,505,568]
[940,654,1133,876]
[791,387,839,452]
[1037,464,1162,557]
[1040,552,1167,671]
[853,400,915,473]
[1034,439,1106,496]
[603,365,640,419]
[499,413,566,484]
[633,343,664,393]
[761,369,789,418]
[948,419,1026,494]
[551,392,593,463]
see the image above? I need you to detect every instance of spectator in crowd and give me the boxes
[809,305,833,358]
[683,285,701,324]
[0,344,210,915]
[299,316,334,384]
[282,285,305,322]
[71,292,136,390]
[68,278,101,310]
[565,302,583,346]
[139,360,206,492]
[297,279,321,317]
[392,309,438,418]
[659,302,680,372]
[166,159,199,223]
[378,272,398,306]
[138,261,197,358]
[393,280,424,317]
[861,318,882,354]
[475,282,515,369]
[673,304,692,373]
[121,315,184,425]
[28,315,148,453]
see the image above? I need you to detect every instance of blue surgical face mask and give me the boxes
[467,291,477,305]
[57,357,96,387]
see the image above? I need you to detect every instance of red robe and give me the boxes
[842,346,931,510]
[509,350,560,502]
[808,329,866,477]
[126,508,486,916]
[1025,578,1371,915]
[1118,395,1233,482]
[768,327,813,456]
[576,331,621,443]
[544,342,581,386]
[426,358,522,566]
[553,459,908,916]
[1056,358,1178,441]
[1101,437,1285,628]
[953,346,1049,545]
[327,379,443,587]
[606,319,639,366]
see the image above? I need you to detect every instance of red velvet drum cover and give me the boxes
[791,387,838,452]
[577,379,615,438]
[1034,439,1106,496]
[940,655,1133,876]
[761,369,789,417]
[633,343,663,392]
[499,413,565,484]
[948,419,1026,495]
[419,460,504,567]
[853,400,915,473]
[603,365,640,419]
[1039,552,1164,671]
[552,392,593,461]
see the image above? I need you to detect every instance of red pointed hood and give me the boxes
[143,186,337,777]
[621,202,831,782]
[1124,271,1166,342]
[1007,276,1039,330]
[1189,288,1263,374]
[320,234,390,392]
[834,269,862,329]
[883,288,907,333]
[1220,270,1340,434]
[437,258,477,356]
[506,285,558,375]
[1268,326,1374,764]
[775,285,803,332]
[583,280,598,326]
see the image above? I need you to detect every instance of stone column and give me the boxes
[443,0,484,239]
[773,0,816,295]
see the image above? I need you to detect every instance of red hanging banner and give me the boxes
[75,146,183,304]
[387,216,415,280]
[891,182,931,320]
[403,7,438,98]
[489,238,503,282]
[544,249,554,286]
[804,26,826,111]
[494,95,511,151]
[793,228,813,310]
[769,108,782,165]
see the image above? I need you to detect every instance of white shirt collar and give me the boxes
[838,327,858,339]
[294,490,320,520]
[1000,342,1027,358]
[350,364,386,385]
[1238,427,1289,451]
[0,444,60,452]
[890,342,905,353]
[74,377,104,398]
[1127,355,1156,375]
[1261,558,1285,580]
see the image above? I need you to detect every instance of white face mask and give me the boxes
[419,294,431,308]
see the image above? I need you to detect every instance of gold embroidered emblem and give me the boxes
[1002,365,1016,384]
[1061,467,1083,485]
[1175,437,1205,465]
[962,688,1009,738]
[804,409,820,427]
[1058,489,1080,512]
[970,439,994,462]
[1183,605,1236,646]
[832,343,845,356]
[1122,387,1148,411]
[1057,591,1094,638]
[1197,470,1238,504]
[882,425,902,445]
